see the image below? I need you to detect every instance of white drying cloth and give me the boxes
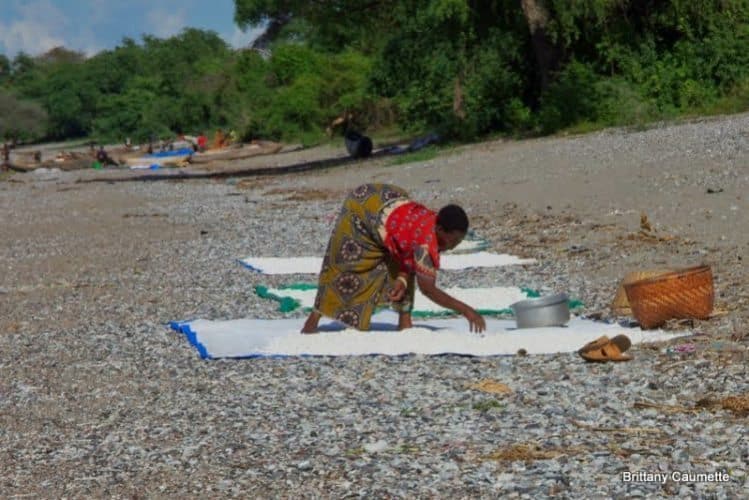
[440,252,536,270]
[239,251,536,275]
[447,238,488,253]
[169,311,686,359]
[260,286,531,314]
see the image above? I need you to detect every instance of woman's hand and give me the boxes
[416,274,486,334]
[463,307,486,333]
[388,277,407,302]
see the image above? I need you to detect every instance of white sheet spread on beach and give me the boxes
[448,237,489,253]
[239,251,536,275]
[169,311,686,359]
[259,285,532,314]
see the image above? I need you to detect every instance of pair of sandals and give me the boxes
[579,335,633,362]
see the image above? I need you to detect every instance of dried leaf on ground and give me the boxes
[483,444,564,462]
[633,401,699,414]
[721,394,749,416]
[467,379,512,395]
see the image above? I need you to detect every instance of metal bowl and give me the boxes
[510,293,570,329]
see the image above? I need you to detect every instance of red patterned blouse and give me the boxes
[380,201,440,278]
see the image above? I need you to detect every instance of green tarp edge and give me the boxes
[255,283,584,317]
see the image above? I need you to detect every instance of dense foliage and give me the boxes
[234,0,749,137]
[0,90,48,142]
[1,1,748,144]
[0,29,376,145]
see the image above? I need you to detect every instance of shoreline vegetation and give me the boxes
[2,1,749,151]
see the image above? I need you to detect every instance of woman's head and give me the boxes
[435,204,468,251]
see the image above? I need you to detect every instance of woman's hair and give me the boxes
[437,204,469,233]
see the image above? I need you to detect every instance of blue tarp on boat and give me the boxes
[147,148,194,158]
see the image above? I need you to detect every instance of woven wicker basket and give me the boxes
[623,265,714,329]
[610,268,675,316]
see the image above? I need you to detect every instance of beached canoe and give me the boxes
[107,147,147,164]
[125,153,192,167]
[189,141,283,164]
[8,157,94,172]
[6,162,37,173]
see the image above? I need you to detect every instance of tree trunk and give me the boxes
[520,0,560,93]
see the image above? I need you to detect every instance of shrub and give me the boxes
[0,91,48,142]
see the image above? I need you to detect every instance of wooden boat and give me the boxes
[8,156,94,172]
[6,162,36,173]
[125,153,192,167]
[189,141,283,164]
[106,146,148,165]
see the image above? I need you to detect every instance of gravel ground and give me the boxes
[1,113,747,498]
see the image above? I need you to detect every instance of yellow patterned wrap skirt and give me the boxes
[313,184,416,330]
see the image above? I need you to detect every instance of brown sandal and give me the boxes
[578,336,611,355]
[579,334,633,362]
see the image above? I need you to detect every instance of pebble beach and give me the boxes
[1,113,747,498]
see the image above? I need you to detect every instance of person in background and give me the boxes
[196,133,207,152]
[96,146,116,166]
[227,129,238,145]
[213,129,225,149]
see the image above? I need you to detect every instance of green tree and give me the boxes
[0,55,10,85]
[0,91,48,142]
[235,0,749,137]
[40,63,99,138]
[9,52,38,91]
[37,46,86,65]
[92,76,171,143]
[234,0,399,52]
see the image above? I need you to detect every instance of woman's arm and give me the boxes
[417,274,486,332]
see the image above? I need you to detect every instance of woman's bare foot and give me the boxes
[301,311,321,334]
[398,312,413,330]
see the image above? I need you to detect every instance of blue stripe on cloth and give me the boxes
[168,321,211,359]
[237,258,262,273]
